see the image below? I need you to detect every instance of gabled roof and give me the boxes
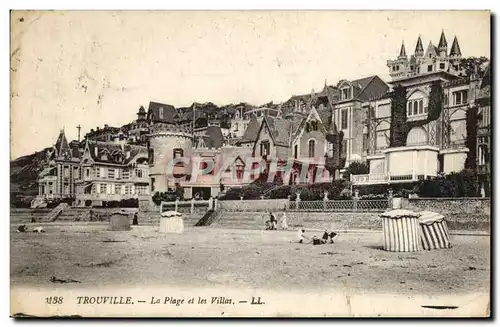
[238,115,262,144]
[147,101,180,123]
[425,41,439,58]
[85,140,147,165]
[340,75,390,102]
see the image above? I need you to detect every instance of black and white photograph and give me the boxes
[9,10,491,317]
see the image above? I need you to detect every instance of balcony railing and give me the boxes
[351,173,423,185]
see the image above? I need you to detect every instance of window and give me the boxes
[86,168,90,177]
[115,184,122,195]
[122,169,130,179]
[327,142,334,156]
[124,185,131,195]
[151,178,155,192]
[341,109,348,129]
[173,148,183,159]
[107,168,115,179]
[341,87,351,100]
[148,148,154,164]
[64,166,70,178]
[308,140,315,158]
[136,169,143,178]
[96,167,101,178]
[341,140,347,158]
[159,107,164,119]
[260,141,270,156]
[427,65,433,72]
[236,163,244,180]
[439,63,445,69]
[453,90,468,105]
[407,99,427,117]
[410,65,414,71]
[294,144,298,159]
[100,184,107,194]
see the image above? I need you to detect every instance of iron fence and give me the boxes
[288,198,390,212]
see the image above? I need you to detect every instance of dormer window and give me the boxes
[341,87,351,100]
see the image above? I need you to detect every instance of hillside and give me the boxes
[10,148,50,199]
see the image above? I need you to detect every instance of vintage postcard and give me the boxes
[10,10,491,318]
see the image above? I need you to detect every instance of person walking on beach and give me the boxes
[280,212,288,230]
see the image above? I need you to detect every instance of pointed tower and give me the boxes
[449,36,462,58]
[438,30,448,57]
[415,35,424,58]
[398,41,407,59]
[54,129,71,159]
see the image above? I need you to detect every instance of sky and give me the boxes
[10,10,490,159]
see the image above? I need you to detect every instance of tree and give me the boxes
[389,81,444,147]
[458,57,489,79]
[342,161,369,180]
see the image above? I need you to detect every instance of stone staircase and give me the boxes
[43,203,69,222]
[10,208,53,224]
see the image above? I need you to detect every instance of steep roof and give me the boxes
[399,42,406,57]
[238,115,262,144]
[425,41,439,58]
[203,126,224,149]
[415,36,424,54]
[438,30,448,49]
[348,75,390,101]
[449,36,462,57]
[147,101,179,123]
[86,141,147,165]
[54,129,71,158]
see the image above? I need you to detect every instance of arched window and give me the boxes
[308,140,315,158]
[418,100,423,114]
[406,127,429,146]
[407,102,411,116]
[413,101,418,115]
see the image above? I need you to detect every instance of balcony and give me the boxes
[351,173,425,185]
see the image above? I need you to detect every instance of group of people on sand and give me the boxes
[296,228,337,245]
[265,211,288,230]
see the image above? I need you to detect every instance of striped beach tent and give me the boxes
[418,211,452,250]
[380,210,422,252]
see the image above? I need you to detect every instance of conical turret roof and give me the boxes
[415,36,424,55]
[438,30,448,49]
[450,36,462,56]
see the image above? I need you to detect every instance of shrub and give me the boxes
[84,200,92,207]
[417,169,479,197]
[343,161,369,180]
[241,184,261,199]
[267,185,295,199]
[152,191,181,205]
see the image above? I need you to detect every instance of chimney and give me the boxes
[104,124,109,128]
[96,127,100,131]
